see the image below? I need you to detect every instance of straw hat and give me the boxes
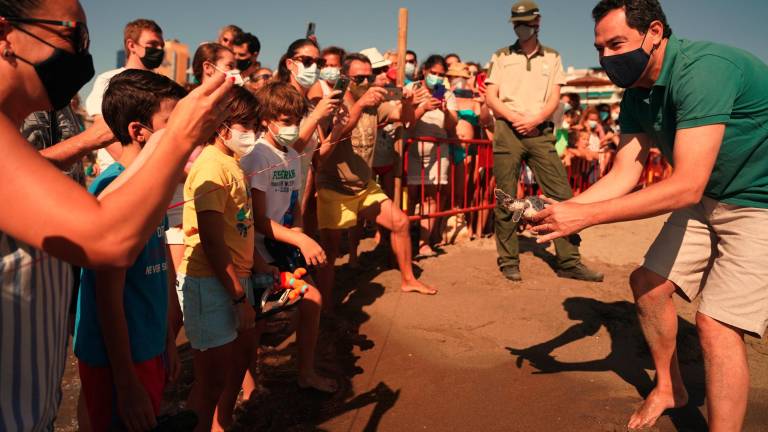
[446,62,471,79]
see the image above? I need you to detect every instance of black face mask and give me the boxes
[12,26,95,110]
[599,31,651,88]
[140,46,165,69]
[236,58,252,72]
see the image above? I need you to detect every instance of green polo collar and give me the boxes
[654,35,680,88]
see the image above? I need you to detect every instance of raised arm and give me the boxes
[0,75,233,269]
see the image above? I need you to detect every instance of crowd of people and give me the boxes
[2,0,767,431]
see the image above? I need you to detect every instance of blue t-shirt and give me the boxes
[73,162,169,366]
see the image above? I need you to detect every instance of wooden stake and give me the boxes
[393,8,408,210]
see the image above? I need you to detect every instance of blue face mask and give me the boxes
[563,102,572,112]
[599,111,609,122]
[425,74,443,89]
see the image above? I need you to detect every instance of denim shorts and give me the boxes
[176,274,253,351]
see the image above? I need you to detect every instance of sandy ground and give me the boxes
[55,216,768,431]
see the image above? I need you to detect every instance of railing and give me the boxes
[398,136,670,222]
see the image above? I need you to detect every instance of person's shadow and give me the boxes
[506,297,707,431]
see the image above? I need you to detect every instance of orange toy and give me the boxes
[277,268,309,301]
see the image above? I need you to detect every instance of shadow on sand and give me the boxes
[506,297,708,431]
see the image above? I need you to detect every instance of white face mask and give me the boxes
[292,60,318,88]
[319,67,341,84]
[269,123,300,148]
[405,62,416,78]
[588,120,598,130]
[218,125,257,157]
[211,63,244,86]
[611,112,620,121]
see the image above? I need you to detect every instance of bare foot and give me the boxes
[628,386,689,429]
[417,244,438,258]
[401,279,438,295]
[298,372,338,393]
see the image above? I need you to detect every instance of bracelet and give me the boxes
[232,294,246,305]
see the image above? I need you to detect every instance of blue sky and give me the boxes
[79,0,768,97]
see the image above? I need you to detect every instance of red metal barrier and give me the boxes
[402,136,496,223]
[399,136,670,222]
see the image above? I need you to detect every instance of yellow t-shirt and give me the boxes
[179,146,254,277]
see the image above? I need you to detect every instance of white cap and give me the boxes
[359,47,392,69]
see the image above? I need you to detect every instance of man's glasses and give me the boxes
[4,17,90,54]
[292,55,326,68]
[405,59,417,65]
[350,75,375,85]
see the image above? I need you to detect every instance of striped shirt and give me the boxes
[0,233,71,431]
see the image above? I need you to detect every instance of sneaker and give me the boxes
[556,263,604,282]
[501,266,522,282]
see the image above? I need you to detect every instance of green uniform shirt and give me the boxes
[619,35,768,208]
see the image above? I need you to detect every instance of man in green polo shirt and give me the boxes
[485,0,603,283]
[531,0,768,429]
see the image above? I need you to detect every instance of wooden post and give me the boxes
[393,8,408,210]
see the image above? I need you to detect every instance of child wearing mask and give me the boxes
[239,81,338,394]
[74,70,186,432]
[176,86,263,432]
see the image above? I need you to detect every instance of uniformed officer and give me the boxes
[485,0,603,282]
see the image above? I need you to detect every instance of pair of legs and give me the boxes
[317,197,436,312]
[240,282,337,395]
[186,331,248,432]
[629,267,748,431]
[629,198,768,430]
[407,184,447,256]
[492,121,581,272]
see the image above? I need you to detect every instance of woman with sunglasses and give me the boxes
[276,38,340,155]
[0,1,233,430]
[405,55,457,258]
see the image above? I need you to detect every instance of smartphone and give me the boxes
[453,88,474,99]
[306,22,316,38]
[476,72,487,89]
[332,76,350,100]
[384,86,403,101]
[431,83,446,101]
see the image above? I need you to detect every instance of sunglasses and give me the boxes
[5,17,90,54]
[350,75,375,85]
[292,55,326,68]
[253,73,272,81]
[405,59,417,65]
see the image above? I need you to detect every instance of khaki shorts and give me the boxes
[317,181,389,230]
[643,197,768,337]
